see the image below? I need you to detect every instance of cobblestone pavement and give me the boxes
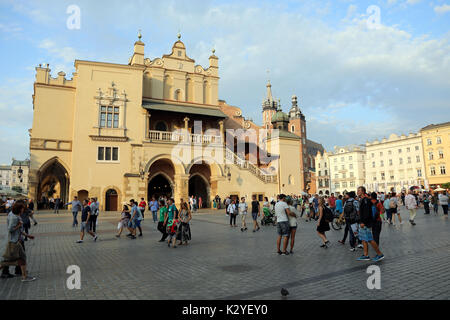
[0,206,449,300]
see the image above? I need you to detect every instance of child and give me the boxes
[116,205,130,237]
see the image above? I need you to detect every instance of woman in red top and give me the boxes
[138,198,146,220]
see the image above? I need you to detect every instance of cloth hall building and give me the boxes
[28,33,311,211]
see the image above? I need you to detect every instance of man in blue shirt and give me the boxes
[65,196,82,227]
[128,199,143,239]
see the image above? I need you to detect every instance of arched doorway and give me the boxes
[155,121,168,131]
[188,174,210,208]
[105,189,118,211]
[148,174,173,200]
[77,190,89,203]
[37,158,69,210]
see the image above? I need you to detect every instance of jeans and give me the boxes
[152,210,157,222]
[433,204,439,213]
[90,215,97,233]
[443,205,449,215]
[386,208,393,222]
[424,202,430,214]
[157,221,168,241]
[229,213,237,226]
[72,211,78,226]
[342,220,356,248]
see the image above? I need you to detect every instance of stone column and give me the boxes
[146,113,151,139]
[219,120,224,143]
[184,117,190,143]
[173,174,190,208]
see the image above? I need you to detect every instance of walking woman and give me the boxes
[228,200,237,227]
[116,205,130,237]
[316,198,330,248]
[286,198,298,254]
[177,202,192,245]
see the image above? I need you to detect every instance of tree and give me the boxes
[441,182,450,189]
[12,186,23,193]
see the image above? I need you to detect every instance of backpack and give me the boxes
[323,205,334,223]
[344,199,358,223]
[389,198,397,209]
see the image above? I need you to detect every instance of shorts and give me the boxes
[277,221,290,237]
[80,221,91,232]
[240,213,247,222]
[128,220,136,229]
[135,220,141,228]
[358,226,374,242]
[252,212,258,221]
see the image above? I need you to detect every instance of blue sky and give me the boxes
[0,0,449,164]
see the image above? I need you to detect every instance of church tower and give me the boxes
[262,80,278,130]
[288,95,308,191]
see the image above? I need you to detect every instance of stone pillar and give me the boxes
[219,120,224,143]
[184,117,190,143]
[146,113,151,139]
[173,174,190,208]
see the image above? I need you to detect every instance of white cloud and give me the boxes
[434,4,450,14]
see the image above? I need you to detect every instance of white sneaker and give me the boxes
[22,276,36,282]
[357,244,363,249]
[400,221,404,225]
[76,240,83,243]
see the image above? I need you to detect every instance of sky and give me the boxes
[0,0,449,164]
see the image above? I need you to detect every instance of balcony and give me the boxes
[147,130,222,144]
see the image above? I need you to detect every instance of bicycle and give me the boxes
[331,214,345,230]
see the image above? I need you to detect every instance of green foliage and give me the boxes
[441,182,450,189]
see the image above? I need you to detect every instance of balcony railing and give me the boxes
[148,130,221,144]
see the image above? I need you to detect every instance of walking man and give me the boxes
[238,197,248,232]
[250,195,261,232]
[89,197,100,233]
[356,187,384,262]
[275,194,294,255]
[76,199,98,243]
[439,191,449,216]
[65,196,82,227]
[405,189,418,225]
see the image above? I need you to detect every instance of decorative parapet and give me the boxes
[30,138,72,151]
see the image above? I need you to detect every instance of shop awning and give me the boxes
[142,101,227,118]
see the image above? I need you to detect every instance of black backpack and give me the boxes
[344,199,358,223]
[323,206,334,223]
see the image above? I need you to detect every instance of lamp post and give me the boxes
[18,165,23,183]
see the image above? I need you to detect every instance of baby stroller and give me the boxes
[261,207,276,226]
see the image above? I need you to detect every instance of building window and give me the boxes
[342,182,347,188]
[291,125,295,132]
[399,158,403,165]
[335,174,339,179]
[372,162,375,168]
[319,179,323,187]
[342,173,346,179]
[398,148,402,153]
[380,160,384,167]
[407,157,411,164]
[341,165,345,170]
[371,153,375,158]
[335,182,340,188]
[334,166,338,171]
[380,152,383,156]
[324,170,328,175]
[390,174,395,180]
[100,106,120,128]
[178,50,182,57]
[349,164,353,169]
[349,156,352,161]
[373,176,377,181]
[334,158,337,163]
[428,152,434,161]
[97,147,119,162]
[381,172,385,180]
[417,169,422,177]
[440,165,446,175]
[437,137,442,144]
[388,150,392,155]
[350,172,354,177]
[341,157,344,162]
[389,159,393,166]
[439,150,444,159]
[416,155,420,163]
[415,146,419,151]
[406,147,410,152]
[350,181,355,187]
[430,166,436,176]
[318,170,321,176]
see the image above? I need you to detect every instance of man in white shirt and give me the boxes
[405,190,418,225]
[438,192,449,216]
[274,194,295,255]
[238,197,248,232]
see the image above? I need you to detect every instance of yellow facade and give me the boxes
[28,34,307,210]
[420,122,450,187]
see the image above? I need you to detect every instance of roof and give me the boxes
[11,160,30,166]
[0,165,11,170]
[142,102,227,118]
[421,121,450,131]
[271,110,289,123]
[268,130,301,140]
[306,139,325,156]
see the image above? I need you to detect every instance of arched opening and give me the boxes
[189,175,209,209]
[37,159,69,210]
[77,190,89,203]
[188,162,211,208]
[155,121,168,132]
[147,158,175,201]
[148,174,173,200]
[105,189,118,211]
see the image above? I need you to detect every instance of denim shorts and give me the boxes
[80,221,90,232]
[252,212,258,221]
[128,220,136,229]
[358,226,374,242]
[277,221,290,236]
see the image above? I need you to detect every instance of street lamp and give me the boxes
[139,162,145,181]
